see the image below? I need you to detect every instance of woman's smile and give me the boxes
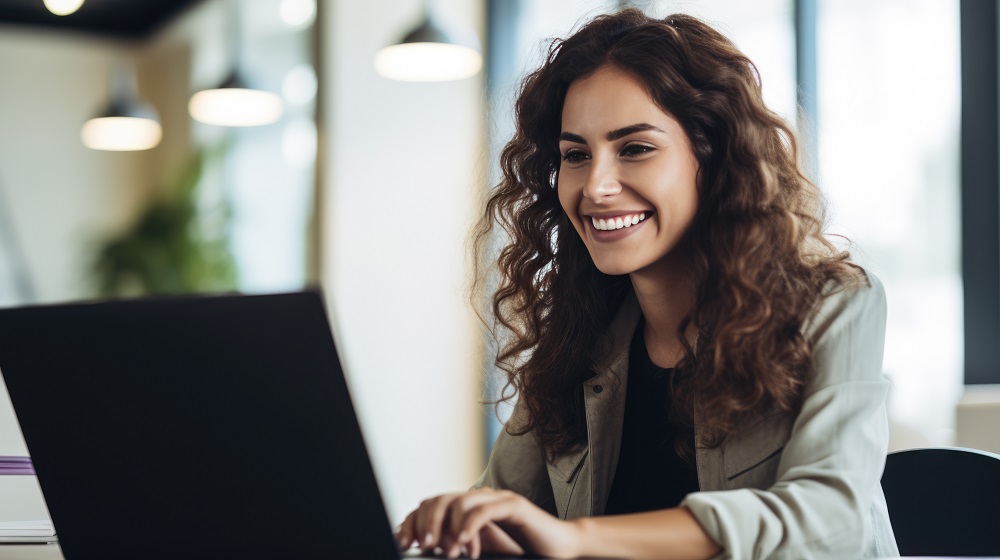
[586,211,653,241]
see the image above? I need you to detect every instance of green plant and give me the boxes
[93,149,237,297]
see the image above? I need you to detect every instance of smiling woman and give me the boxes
[397,8,898,560]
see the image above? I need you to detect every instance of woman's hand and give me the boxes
[396,487,583,559]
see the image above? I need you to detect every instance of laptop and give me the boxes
[0,291,539,559]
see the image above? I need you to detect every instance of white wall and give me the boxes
[0,30,155,305]
[321,0,487,524]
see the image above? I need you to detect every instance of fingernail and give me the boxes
[423,533,433,547]
[459,531,469,543]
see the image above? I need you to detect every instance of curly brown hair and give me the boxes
[473,9,863,462]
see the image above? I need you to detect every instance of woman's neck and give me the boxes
[629,251,696,368]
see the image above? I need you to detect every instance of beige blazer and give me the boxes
[475,273,899,559]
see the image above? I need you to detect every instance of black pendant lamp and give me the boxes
[81,59,162,151]
[375,0,482,82]
[189,0,283,127]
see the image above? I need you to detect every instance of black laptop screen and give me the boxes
[0,291,399,559]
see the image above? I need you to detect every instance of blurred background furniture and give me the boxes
[881,447,1000,556]
[956,385,1000,454]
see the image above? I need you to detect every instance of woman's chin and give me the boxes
[591,258,639,277]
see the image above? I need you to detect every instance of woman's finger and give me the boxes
[414,494,459,553]
[396,511,417,550]
[411,499,429,550]
[444,493,477,549]
[469,529,482,560]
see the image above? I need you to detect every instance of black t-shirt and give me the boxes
[603,318,700,515]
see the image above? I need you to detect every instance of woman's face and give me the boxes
[557,65,700,277]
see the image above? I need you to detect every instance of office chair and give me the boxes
[881,447,1000,556]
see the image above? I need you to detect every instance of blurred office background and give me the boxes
[0,0,996,528]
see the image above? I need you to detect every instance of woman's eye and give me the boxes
[561,150,589,163]
[621,144,654,158]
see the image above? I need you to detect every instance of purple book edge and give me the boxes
[0,468,35,475]
[0,456,34,475]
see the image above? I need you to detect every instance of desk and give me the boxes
[0,548,996,560]
[0,544,60,560]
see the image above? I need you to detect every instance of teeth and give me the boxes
[590,213,649,231]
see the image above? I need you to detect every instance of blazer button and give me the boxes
[592,385,603,393]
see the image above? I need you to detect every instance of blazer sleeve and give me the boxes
[681,274,892,559]
[471,404,558,516]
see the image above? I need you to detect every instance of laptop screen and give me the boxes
[0,291,399,558]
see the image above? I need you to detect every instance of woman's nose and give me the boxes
[582,160,622,200]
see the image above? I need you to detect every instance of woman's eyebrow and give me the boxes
[558,123,666,144]
[559,132,587,144]
[606,123,665,140]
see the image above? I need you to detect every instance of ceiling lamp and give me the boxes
[374,3,482,82]
[280,0,315,28]
[43,0,84,16]
[189,0,284,127]
[189,71,283,127]
[81,61,162,151]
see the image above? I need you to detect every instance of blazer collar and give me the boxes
[546,288,642,517]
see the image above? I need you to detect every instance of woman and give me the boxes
[397,9,897,560]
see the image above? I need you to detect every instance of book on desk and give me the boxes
[0,457,56,544]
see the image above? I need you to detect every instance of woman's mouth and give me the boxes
[590,212,649,231]
[586,211,653,241]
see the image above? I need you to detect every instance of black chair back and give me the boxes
[881,447,1000,556]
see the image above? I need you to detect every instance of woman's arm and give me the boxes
[571,507,720,559]
[399,487,719,559]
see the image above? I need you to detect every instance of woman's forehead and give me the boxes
[560,66,681,139]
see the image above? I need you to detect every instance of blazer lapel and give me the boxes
[548,446,589,519]
[694,405,725,491]
[546,290,640,518]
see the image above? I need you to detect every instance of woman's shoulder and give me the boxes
[802,267,888,388]
[804,267,886,341]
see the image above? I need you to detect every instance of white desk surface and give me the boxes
[0,544,61,560]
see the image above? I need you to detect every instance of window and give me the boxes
[817,0,962,445]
